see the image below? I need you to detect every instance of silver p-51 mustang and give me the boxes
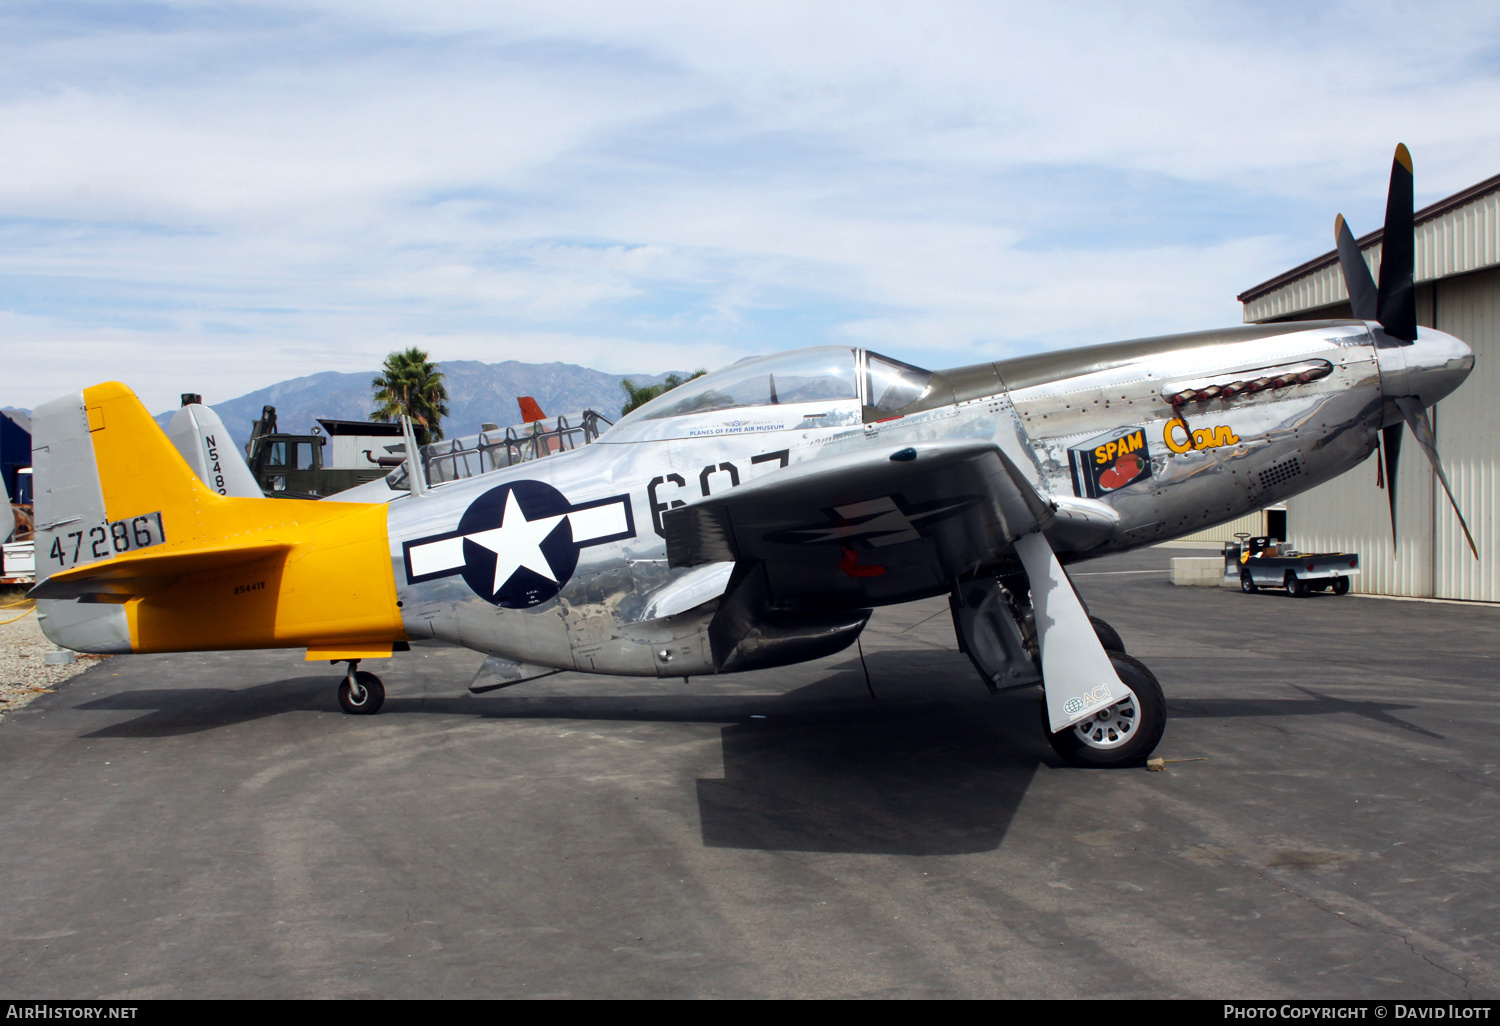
[29,146,1474,768]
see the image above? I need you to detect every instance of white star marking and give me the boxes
[463,490,567,595]
[403,491,630,593]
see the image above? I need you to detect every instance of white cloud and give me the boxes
[1,0,1497,412]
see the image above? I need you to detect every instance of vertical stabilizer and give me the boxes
[517,396,547,424]
[166,403,262,498]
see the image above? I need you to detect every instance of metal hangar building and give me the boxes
[1236,171,1500,602]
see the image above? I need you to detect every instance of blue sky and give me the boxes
[2,0,1499,412]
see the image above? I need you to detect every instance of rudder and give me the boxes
[29,385,181,651]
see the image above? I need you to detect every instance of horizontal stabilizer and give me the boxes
[30,542,292,599]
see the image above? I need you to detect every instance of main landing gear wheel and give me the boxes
[1090,616,1127,655]
[1240,571,1257,593]
[1043,652,1166,769]
[339,670,385,715]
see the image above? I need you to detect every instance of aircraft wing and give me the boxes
[662,439,1051,606]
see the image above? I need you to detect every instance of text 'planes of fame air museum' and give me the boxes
[1183,169,1500,603]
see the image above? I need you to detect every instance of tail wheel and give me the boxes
[1042,652,1166,769]
[339,670,385,715]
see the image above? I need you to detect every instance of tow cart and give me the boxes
[1225,534,1360,597]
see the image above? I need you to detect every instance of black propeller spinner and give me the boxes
[1332,144,1476,558]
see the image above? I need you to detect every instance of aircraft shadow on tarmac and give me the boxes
[68,658,1438,856]
[692,671,1047,856]
[69,657,1053,856]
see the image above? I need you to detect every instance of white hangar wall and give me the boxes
[1173,511,1269,545]
[1237,174,1500,602]
[1433,266,1500,601]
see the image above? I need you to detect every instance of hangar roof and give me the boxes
[1239,170,1500,322]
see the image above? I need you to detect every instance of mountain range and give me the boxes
[152,360,687,454]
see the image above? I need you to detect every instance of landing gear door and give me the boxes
[949,577,1040,691]
[1014,532,1129,733]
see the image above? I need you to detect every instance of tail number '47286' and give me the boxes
[48,512,167,568]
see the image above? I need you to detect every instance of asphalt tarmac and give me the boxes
[2,546,1497,999]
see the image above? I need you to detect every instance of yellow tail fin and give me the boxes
[32,383,405,654]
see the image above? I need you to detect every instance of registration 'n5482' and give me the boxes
[49,512,167,568]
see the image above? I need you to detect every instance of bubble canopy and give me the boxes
[608,346,932,434]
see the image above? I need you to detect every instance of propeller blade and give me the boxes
[1376,144,1417,341]
[1335,214,1379,320]
[1394,396,1478,559]
[1381,422,1402,548]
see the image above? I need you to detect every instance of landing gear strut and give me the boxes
[953,536,1168,768]
[1015,533,1167,769]
[337,660,385,715]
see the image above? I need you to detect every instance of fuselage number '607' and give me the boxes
[49,511,167,568]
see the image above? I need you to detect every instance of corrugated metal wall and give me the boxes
[1243,170,1499,602]
[1277,269,1497,600]
[1434,266,1500,600]
[1283,428,1435,597]
[1243,187,1500,324]
[1419,189,1500,281]
[1175,510,1272,545]
[1245,247,1376,322]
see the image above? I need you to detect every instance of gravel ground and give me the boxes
[0,604,103,722]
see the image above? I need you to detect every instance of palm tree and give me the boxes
[621,370,707,416]
[371,347,449,446]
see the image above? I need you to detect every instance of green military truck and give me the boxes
[245,406,401,499]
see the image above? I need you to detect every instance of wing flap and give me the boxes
[664,504,738,567]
